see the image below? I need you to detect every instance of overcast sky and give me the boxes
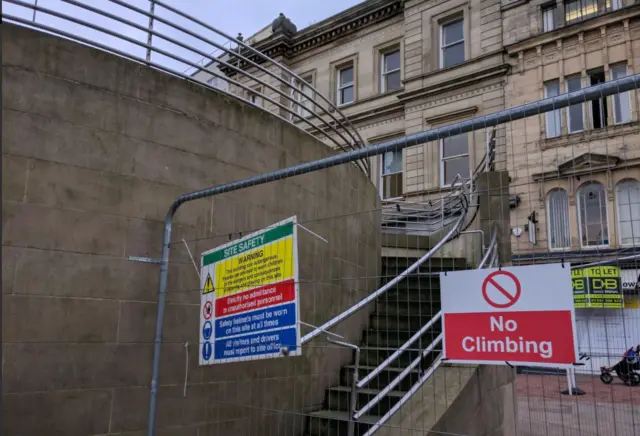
[3,0,363,73]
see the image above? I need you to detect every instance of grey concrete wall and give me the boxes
[2,24,381,436]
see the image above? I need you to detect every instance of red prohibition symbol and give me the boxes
[482,270,521,309]
[203,301,213,320]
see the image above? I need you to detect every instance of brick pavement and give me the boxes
[515,374,640,436]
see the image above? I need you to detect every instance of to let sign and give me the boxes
[440,264,578,368]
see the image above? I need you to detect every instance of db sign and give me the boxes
[440,264,578,367]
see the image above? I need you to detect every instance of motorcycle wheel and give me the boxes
[629,372,640,386]
[600,372,614,384]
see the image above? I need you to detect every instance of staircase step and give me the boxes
[381,257,468,270]
[363,328,441,348]
[359,346,426,367]
[379,275,441,290]
[326,386,405,416]
[370,313,443,331]
[341,364,422,391]
[375,300,441,317]
[382,287,441,302]
[306,410,378,436]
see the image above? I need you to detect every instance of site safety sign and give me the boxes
[199,216,300,365]
[440,264,578,367]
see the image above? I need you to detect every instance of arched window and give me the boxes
[616,179,640,246]
[547,189,570,249]
[577,182,609,247]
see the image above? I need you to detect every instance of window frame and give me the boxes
[564,0,599,24]
[542,4,557,32]
[546,188,571,251]
[616,179,640,246]
[336,64,355,106]
[380,149,403,200]
[566,75,585,133]
[291,74,315,119]
[576,181,610,249]
[248,86,263,107]
[439,17,465,69]
[440,133,470,188]
[610,63,632,125]
[544,79,562,138]
[380,48,402,94]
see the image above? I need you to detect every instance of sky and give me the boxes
[2,0,364,73]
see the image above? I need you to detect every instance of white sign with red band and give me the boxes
[440,264,578,368]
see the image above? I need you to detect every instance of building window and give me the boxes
[337,65,355,106]
[611,0,622,11]
[440,18,464,69]
[577,182,609,247]
[547,189,571,249]
[566,76,584,133]
[589,69,608,129]
[544,80,562,138]
[381,50,401,93]
[616,179,640,246]
[564,0,599,23]
[292,75,314,118]
[248,87,263,107]
[542,4,557,32]
[381,150,403,199]
[440,133,469,186]
[611,64,632,124]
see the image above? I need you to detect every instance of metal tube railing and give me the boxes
[148,0,368,157]
[353,226,499,424]
[64,0,353,152]
[355,334,443,420]
[2,0,370,172]
[356,314,442,389]
[4,0,358,159]
[300,212,466,346]
[361,357,445,436]
[103,0,360,154]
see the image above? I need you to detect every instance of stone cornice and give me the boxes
[398,63,510,103]
[220,0,403,75]
[505,5,640,55]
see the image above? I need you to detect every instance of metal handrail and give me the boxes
[355,225,499,428]
[2,0,369,173]
[355,334,443,420]
[357,314,443,390]
[300,210,467,346]
[361,356,445,436]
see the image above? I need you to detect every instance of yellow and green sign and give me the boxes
[571,266,623,308]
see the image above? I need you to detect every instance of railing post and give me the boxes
[146,0,155,63]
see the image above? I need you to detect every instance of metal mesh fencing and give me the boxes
[3,3,640,436]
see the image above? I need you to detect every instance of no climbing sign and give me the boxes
[440,264,578,367]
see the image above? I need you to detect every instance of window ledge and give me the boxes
[541,121,640,150]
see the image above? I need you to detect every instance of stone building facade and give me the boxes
[196,0,640,268]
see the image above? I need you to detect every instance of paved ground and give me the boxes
[516,374,640,436]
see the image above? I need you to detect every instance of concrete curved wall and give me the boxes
[2,24,380,436]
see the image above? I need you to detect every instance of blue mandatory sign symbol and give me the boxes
[202,341,213,361]
[202,321,213,341]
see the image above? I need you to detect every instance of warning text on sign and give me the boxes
[444,311,575,364]
[214,237,293,297]
[215,302,296,339]
[214,327,298,360]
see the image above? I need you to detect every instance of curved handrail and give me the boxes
[381,126,496,234]
[2,0,369,174]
